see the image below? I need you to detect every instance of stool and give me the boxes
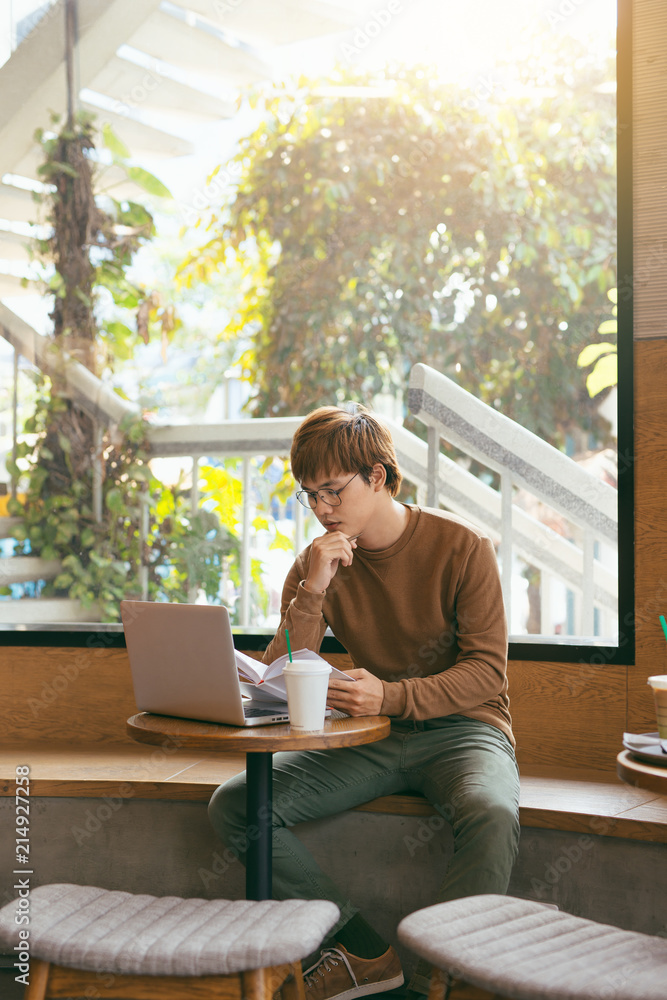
[397,894,667,1000]
[0,883,340,1000]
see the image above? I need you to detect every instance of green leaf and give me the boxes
[90,551,112,568]
[125,166,172,199]
[586,353,618,397]
[597,320,617,335]
[105,320,134,339]
[577,342,616,368]
[118,205,154,235]
[39,160,79,178]
[269,530,295,551]
[7,498,24,517]
[105,488,124,513]
[62,554,83,572]
[103,123,131,159]
[81,527,96,547]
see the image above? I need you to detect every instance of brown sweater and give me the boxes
[263,504,514,746]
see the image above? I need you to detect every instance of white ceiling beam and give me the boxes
[128,9,270,82]
[0,185,41,225]
[0,273,38,299]
[89,54,235,121]
[0,0,164,177]
[81,101,193,158]
[172,0,358,48]
[0,230,32,264]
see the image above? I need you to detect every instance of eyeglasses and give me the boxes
[295,472,359,510]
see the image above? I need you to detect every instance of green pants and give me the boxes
[209,715,519,986]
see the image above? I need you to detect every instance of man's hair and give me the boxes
[290,404,402,497]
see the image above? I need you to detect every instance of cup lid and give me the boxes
[283,660,331,672]
[647,675,667,689]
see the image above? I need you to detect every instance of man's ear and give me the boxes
[370,463,387,491]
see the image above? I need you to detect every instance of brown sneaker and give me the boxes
[303,944,404,1000]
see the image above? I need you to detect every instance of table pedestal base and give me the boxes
[126,713,391,902]
[246,752,273,900]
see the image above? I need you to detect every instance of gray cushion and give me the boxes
[0,883,339,976]
[397,894,667,1000]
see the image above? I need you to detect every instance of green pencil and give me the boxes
[285,628,293,662]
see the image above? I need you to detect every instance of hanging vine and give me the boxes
[7,112,237,619]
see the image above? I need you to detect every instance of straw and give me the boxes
[285,628,293,662]
[660,615,667,644]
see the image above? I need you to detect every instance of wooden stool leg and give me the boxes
[446,979,506,999]
[281,961,306,1000]
[427,967,448,1000]
[24,960,50,1000]
[243,965,296,1000]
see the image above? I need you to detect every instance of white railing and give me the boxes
[0,308,618,637]
[407,363,618,638]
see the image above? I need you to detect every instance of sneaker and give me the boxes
[303,944,404,1000]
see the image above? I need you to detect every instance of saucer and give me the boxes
[622,732,667,766]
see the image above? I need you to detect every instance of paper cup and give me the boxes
[647,676,667,744]
[282,660,332,732]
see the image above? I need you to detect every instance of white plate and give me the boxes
[623,732,667,766]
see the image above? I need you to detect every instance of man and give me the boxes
[209,404,520,1000]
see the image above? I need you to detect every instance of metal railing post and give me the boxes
[581,531,596,636]
[11,347,18,499]
[240,457,251,627]
[188,455,199,603]
[294,498,304,557]
[426,425,438,508]
[92,423,103,523]
[139,483,149,601]
[500,471,513,627]
[540,571,552,635]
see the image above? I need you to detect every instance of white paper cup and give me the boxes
[648,675,667,743]
[282,660,332,732]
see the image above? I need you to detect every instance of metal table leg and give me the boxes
[245,751,273,900]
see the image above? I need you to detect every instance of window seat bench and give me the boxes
[2,742,666,845]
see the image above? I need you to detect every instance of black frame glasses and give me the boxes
[295,472,359,510]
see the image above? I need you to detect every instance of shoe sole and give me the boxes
[325,971,405,1000]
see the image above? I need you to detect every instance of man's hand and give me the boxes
[326,669,384,716]
[303,531,357,594]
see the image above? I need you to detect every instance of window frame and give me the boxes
[0,0,634,663]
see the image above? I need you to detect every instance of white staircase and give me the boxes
[0,305,618,634]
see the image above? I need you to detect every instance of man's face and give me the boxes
[298,468,380,538]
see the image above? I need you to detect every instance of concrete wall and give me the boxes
[2,797,667,979]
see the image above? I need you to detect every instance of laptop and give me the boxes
[120,600,291,727]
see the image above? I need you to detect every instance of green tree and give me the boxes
[180,42,616,449]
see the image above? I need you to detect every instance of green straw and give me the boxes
[285,628,293,662]
[660,615,667,644]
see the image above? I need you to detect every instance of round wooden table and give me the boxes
[127,712,390,900]
[616,749,667,795]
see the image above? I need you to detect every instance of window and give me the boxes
[0,0,632,662]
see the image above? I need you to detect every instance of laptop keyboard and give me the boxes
[243,706,288,718]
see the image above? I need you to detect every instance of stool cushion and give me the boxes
[0,883,339,976]
[397,894,667,1000]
